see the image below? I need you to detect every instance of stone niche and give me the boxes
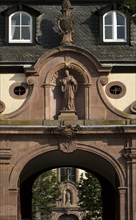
[33,47,94,121]
[47,67,86,120]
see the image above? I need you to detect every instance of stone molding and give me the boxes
[0,140,12,164]
[97,76,136,119]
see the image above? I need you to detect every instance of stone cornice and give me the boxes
[0,124,135,135]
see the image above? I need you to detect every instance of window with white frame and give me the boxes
[9,11,32,43]
[103,11,127,42]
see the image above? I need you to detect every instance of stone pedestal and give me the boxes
[58,110,78,120]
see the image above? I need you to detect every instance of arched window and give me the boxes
[60,167,76,182]
[9,11,32,43]
[103,11,127,42]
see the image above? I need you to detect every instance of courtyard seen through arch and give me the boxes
[19,148,121,220]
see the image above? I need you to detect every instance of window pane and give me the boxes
[117,27,125,39]
[105,13,112,25]
[22,27,30,39]
[117,14,125,25]
[60,167,76,182]
[105,26,113,39]
[12,13,20,25]
[11,27,20,39]
[22,13,30,25]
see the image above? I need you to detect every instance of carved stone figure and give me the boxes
[58,0,74,44]
[65,190,71,206]
[60,70,77,111]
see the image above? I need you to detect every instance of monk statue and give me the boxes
[60,70,77,111]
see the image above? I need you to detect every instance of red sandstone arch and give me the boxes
[9,143,125,189]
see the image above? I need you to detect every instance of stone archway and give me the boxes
[58,214,79,220]
[7,134,126,220]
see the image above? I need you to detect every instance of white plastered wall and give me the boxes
[104,73,136,112]
[0,73,26,114]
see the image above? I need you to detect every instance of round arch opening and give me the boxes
[18,149,122,220]
[58,214,79,220]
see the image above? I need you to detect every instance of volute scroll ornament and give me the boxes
[100,76,109,86]
[130,101,136,114]
[0,100,6,113]
[26,76,34,85]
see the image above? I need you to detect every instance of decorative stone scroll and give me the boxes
[0,100,5,113]
[100,76,109,86]
[130,101,136,114]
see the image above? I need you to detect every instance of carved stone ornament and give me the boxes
[58,0,74,45]
[100,76,108,86]
[0,140,12,164]
[50,125,80,153]
[50,125,80,138]
[0,100,6,113]
[26,76,34,85]
[59,139,77,153]
[130,101,136,114]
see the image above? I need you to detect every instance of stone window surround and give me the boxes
[105,81,126,99]
[9,82,28,99]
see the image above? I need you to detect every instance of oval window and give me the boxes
[106,81,126,99]
[9,83,28,99]
[14,86,26,96]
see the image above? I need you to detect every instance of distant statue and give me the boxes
[60,70,77,111]
[65,190,71,206]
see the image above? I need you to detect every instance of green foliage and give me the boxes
[32,170,60,218]
[77,172,102,219]
[124,0,136,23]
[124,0,136,12]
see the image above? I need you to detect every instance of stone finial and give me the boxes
[61,0,73,13]
[58,0,74,45]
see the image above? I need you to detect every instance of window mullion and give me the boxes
[113,11,117,41]
[20,12,22,40]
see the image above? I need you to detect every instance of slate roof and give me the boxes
[0,3,136,64]
[0,0,123,4]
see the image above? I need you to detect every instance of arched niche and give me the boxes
[33,46,110,120]
[58,214,79,220]
[59,182,79,206]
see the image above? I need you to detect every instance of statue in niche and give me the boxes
[60,70,77,111]
[65,190,72,206]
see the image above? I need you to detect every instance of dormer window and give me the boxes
[3,4,40,45]
[103,11,127,42]
[9,11,32,43]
